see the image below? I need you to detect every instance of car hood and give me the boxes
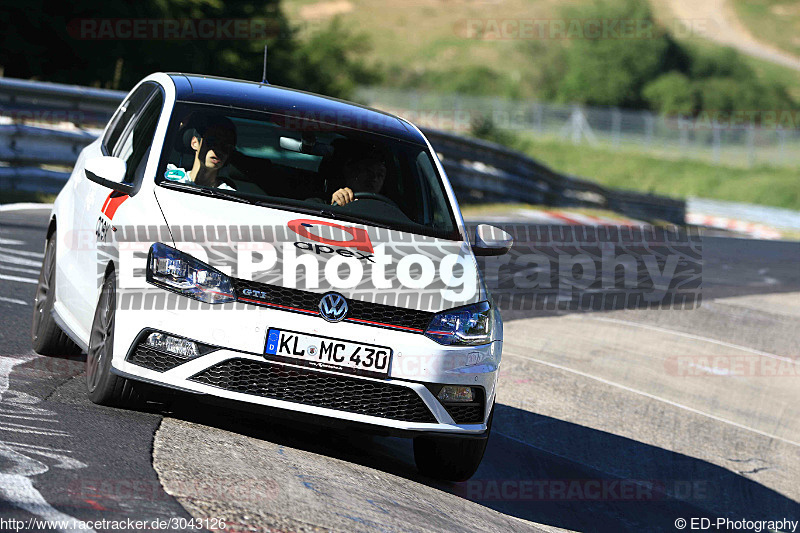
[153,187,485,312]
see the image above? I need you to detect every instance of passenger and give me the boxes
[165,115,238,190]
[330,150,387,206]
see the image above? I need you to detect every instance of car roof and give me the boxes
[166,73,424,145]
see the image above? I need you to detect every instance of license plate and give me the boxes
[265,329,391,378]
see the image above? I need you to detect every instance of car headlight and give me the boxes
[425,301,493,346]
[146,243,235,304]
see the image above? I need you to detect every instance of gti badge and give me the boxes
[319,292,348,323]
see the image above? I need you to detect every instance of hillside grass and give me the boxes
[515,135,800,210]
[731,0,800,59]
[285,0,800,101]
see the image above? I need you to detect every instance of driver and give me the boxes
[330,150,387,206]
[165,115,238,190]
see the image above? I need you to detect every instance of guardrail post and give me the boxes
[612,108,621,148]
[534,103,543,133]
[644,113,654,148]
[712,123,721,164]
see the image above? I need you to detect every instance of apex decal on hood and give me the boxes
[288,219,373,253]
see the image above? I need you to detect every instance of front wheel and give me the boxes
[86,272,144,408]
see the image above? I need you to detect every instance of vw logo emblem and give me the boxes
[319,292,348,323]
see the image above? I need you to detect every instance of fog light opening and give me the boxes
[146,332,199,359]
[437,385,475,403]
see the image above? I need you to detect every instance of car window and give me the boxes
[103,82,157,156]
[157,103,461,240]
[119,91,164,185]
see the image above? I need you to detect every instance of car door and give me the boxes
[67,82,163,332]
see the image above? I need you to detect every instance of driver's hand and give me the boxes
[331,187,355,206]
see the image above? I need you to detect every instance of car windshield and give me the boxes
[156,103,461,240]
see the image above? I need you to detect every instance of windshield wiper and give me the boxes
[251,201,393,229]
[159,180,256,205]
[306,207,393,230]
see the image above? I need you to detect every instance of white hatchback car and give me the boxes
[32,73,512,480]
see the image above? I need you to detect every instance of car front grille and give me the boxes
[189,358,437,423]
[232,278,434,333]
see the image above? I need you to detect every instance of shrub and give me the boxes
[643,72,697,115]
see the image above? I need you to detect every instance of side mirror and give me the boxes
[84,156,133,195]
[472,224,513,256]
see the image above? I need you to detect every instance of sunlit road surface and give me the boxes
[1,207,798,532]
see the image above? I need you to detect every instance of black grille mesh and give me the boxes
[442,403,484,424]
[232,279,433,332]
[126,345,188,372]
[189,358,437,423]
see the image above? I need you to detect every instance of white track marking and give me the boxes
[0,356,95,532]
[0,274,38,285]
[0,425,71,437]
[0,471,94,533]
[0,256,43,268]
[0,246,45,259]
[0,265,41,276]
[0,296,29,306]
[0,412,55,422]
[584,316,796,364]
[503,350,800,449]
[0,238,26,245]
[0,203,54,212]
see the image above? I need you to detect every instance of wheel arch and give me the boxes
[46,216,56,240]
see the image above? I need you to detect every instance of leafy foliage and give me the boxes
[0,0,379,99]
[642,72,696,115]
[549,0,797,117]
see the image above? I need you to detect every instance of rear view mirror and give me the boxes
[279,135,333,157]
[84,156,133,195]
[472,224,513,256]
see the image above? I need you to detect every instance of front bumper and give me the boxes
[112,290,501,435]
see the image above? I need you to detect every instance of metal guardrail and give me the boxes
[423,128,685,223]
[0,78,124,195]
[0,77,684,223]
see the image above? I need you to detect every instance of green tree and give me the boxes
[287,16,381,99]
[642,72,697,115]
[554,0,674,107]
[0,0,378,99]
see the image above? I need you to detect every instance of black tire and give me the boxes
[413,406,494,481]
[86,272,144,408]
[32,234,82,356]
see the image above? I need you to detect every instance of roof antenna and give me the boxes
[261,44,269,84]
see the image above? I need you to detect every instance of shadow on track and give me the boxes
[162,398,799,532]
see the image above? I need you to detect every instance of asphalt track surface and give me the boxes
[0,207,798,532]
